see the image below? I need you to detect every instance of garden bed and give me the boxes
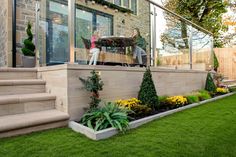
[69,92,235,140]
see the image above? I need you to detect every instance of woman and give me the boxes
[132,28,147,65]
[89,31,100,65]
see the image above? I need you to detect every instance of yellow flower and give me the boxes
[216,88,229,94]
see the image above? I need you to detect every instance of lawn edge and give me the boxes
[69,92,235,140]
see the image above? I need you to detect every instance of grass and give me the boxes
[1,94,236,157]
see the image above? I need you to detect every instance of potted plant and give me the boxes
[21,22,35,67]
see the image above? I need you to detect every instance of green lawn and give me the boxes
[1,94,236,157]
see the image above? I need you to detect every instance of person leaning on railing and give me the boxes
[131,28,147,65]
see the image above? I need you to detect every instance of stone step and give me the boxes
[0,93,56,116]
[0,110,69,138]
[0,68,37,80]
[0,79,46,95]
[222,80,236,86]
[229,84,236,88]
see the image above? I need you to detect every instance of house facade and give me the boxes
[0,0,151,67]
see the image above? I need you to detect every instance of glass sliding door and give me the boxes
[96,15,112,37]
[47,1,69,65]
[75,8,93,48]
[74,5,113,64]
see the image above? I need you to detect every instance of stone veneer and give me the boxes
[0,1,8,67]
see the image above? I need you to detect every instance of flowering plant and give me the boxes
[116,98,152,118]
[165,96,187,107]
[216,87,229,95]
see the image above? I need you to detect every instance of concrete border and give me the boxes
[71,92,235,140]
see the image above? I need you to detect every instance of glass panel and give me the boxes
[75,8,93,48]
[39,0,69,65]
[151,6,191,69]
[123,0,129,8]
[131,0,137,14]
[114,0,121,6]
[96,15,112,37]
[192,27,213,70]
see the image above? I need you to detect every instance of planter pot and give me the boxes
[22,56,35,67]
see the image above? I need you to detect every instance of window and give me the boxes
[131,0,137,14]
[75,5,113,48]
[114,0,121,6]
[113,0,138,15]
[123,0,129,8]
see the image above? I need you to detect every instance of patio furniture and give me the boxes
[77,36,135,66]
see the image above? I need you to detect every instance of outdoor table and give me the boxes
[97,36,135,54]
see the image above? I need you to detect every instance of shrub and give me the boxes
[80,102,130,132]
[159,96,168,108]
[216,87,229,95]
[229,87,236,93]
[116,98,152,118]
[213,51,219,71]
[197,90,211,101]
[79,70,104,109]
[186,95,200,104]
[21,22,35,56]
[165,96,187,108]
[138,68,159,110]
[205,73,216,94]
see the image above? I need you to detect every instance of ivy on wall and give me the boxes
[86,0,133,13]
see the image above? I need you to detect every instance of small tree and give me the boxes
[79,70,104,109]
[138,68,159,110]
[213,51,219,71]
[21,22,35,56]
[205,73,217,93]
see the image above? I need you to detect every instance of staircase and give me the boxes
[222,79,236,88]
[0,68,69,138]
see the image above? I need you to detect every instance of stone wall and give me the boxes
[0,0,8,67]
[38,64,208,121]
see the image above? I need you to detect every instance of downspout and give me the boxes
[12,0,16,67]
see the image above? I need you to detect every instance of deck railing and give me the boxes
[36,0,213,70]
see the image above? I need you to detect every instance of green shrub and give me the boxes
[229,87,236,93]
[79,70,104,109]
[159,96,168,108]
[80,102,130,132]
[213,51,219,71]
[21,22,35,56]
[186,95,200,104]
[198,90,212,101]
[138,68,159,110]
[205,73,216,94]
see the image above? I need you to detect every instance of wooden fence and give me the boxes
[214,48,236,80]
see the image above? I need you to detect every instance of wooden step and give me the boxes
[0,93,56,116]
[0,68,37,80]
[0,79,45,95]
[0,110,69,138]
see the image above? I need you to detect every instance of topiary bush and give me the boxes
[213,51,219,71]
[138,68,159,110]
[205,73,216,94]
[79,70,104,109]
[21,22,35,56]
